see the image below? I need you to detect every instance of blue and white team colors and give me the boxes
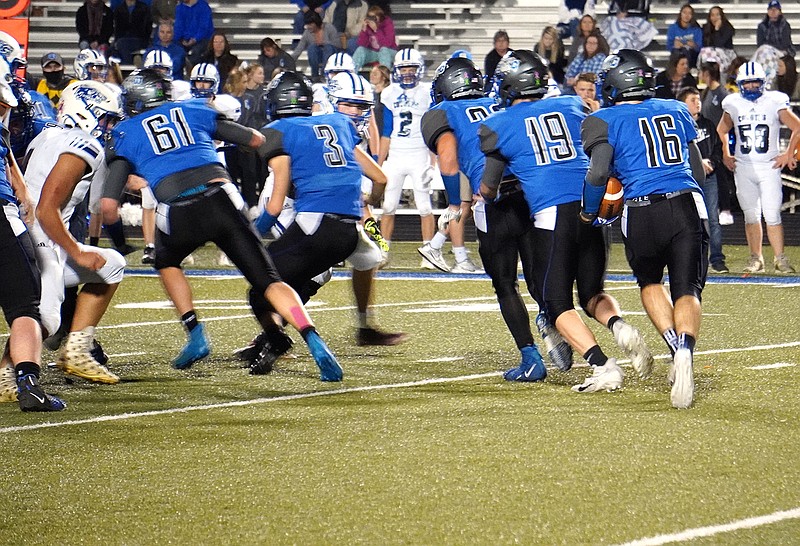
[109,99,221,192]
[722,90,790,165]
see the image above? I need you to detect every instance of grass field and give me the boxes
[2,242,800,545]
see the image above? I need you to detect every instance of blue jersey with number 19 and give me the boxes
[263,113,363,217]
[479,95,587,215]
[109,99,221,190]
[583,99,699,199]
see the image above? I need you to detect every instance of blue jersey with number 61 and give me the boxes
[262,113,363,217]
[109,99,221,190]
[582,99,699,199]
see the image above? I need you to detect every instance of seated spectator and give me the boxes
[324,0,368,55]
[599,6,657,51]
[76,0,114,55]
[111,0,151,8]
[151,0,177,24]
[35,53,77,107]
[753,44,784,89]
[112,0,153,63]
[607,0,649,18]
[258,38,296,77]
[564,32,607,89]
[292,0,332,43]
[724,55,748,93]
[351,5,396,72]
[573,71,599,111]
[557,0,595,40]
[667,4,703,67]
[655,50,697,99]
[145,21,186,79]
[484,29,510,92]
[534,26,566,85]
[702,5,734,50]
[568,14,597,60]
[174,0,215,68]
[292,11,339,80]
[757,0,795,57]
[776,53,798,98]
[200,31,239,89]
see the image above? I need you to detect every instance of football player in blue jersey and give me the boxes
[421,56,561,381]
[247,71,389,374]
[580,49,708,409]
[100,68,343,381]
[480,50,654,393]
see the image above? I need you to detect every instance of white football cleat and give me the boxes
[572,358,624,393]
[418,243,450,272]
[612,321,654,380]
[670,348,694,409]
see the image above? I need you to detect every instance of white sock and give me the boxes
[453,246,468,263]
[430,231,447,250]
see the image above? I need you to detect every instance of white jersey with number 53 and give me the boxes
[722,90,789,165]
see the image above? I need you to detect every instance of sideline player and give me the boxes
[581,49,708,409]
[101,69,343,381]
[717,61,800,274]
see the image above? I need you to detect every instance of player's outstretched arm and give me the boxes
[716,112,736,172]
[777,108,800,171]
[355,147,386,206]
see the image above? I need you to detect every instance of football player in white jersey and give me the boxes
[29,81,126,385]
[718,61,800,273]
[378,47,437,264]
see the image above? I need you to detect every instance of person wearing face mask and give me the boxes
[35,53,78,108]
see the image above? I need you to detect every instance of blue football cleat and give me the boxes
[503,345,547,382]
[17,374,66,412]
[173,324,211,370]
[305,330,342,382]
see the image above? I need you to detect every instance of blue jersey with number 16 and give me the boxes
[109,99,221,190]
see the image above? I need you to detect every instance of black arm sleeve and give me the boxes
[585,142,614,187]
[103,156,132,201]
[213,120,257,147]
[420,109,451,153]
[688,141,706,184]
[580,114,609,155]
[481,153,507,190]
[256,127,287,161]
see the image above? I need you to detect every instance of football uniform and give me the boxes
[721,90,789,225]
[380,81,433,215]
[24,126,126,336]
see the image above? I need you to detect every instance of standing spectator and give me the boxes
[76,0,114,55]
[200,31,239,89]
[757,0,795,57]
[568,14,597,60]
[292,11,338,81]
[667,4,703,67]
[174,0,215,68]
[702,5,734,50]
[775,54,798,98]
[564,32,607,89]
[351,6,397,72]
[655,50,697,99]
[534,26,566,85]
[369,63,390,132]
[258,38,296,78]
[557,0,595,40]
[145,21,186,80]
[237,63,269,209]
[483,30,509,92]
[35,53,77,107]
[112,0,153,63]
[151,0,177,24]
[324,0,368,55]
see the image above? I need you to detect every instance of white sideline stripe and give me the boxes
[0,372,500,434]
[746,362,796,370]
[617,506,800,545]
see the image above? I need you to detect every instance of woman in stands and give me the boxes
[352,5,397,72]
[564,31,608,89]
[667,3,703,67]
[702,5,734,50]
[568,14,598,60]
[655,49,697,100]
[199,31,240,89]
[534,26,567,84]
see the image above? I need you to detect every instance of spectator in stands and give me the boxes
[655,50,697,100]
[369,63,390,134]
[76,0,114,55]
[292,11,339,81]
[145,21,186,79]
[564,32,607,90]
[599,5,657,51]
[258,38,296,78]
[292,0,332,43]
[36,53,77,107]
[200,31,239,88]
[725,55,748,93]
[324,0,368,54]
[483,30,510,92]
[667,4,703,67]
[237,63,269,210]
[702,5,734,50]
[351,5,396,73]
[174,0,215,68]
[151,0,177,23]
[535,26,566,85]
[776,54,798,97]
[568,14,597,60]
[112,0,153,63]
[573,71,599,111]
[607,0,649,18]
[757,0,795,57]
[111,0,151,8]
[557,0,595,40]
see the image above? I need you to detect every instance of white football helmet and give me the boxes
[74,49,108,82]
[190,63,220,97]
[0,31,26,70]
[329,71,373,131]
[393,48,424,89]
[0,57,17,108]
[58,81,122,140]
[324,52,355,86]
[143,50,174,79]
[736,61,766,101]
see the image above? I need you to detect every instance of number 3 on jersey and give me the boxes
[314,124,346,167]
[142,107,196,154]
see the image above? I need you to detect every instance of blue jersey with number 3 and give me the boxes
[480,95,587,215]
[266,113,363,217]
[585,99,699,198]
[110,99,221,190]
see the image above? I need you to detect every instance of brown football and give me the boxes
[598,176,623,220]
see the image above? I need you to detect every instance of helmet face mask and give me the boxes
[143,50,174,80]
[392,48,424,89]
[58,80,123,141]
[737,61,766,101]
[121,68,171,117]
[265,71,313,119]
[491,50,548,108]
[190,63,220,97]
[74,49,108,82]
[598,49,655,107]
[431,57,484,104]
[329,71,373,131]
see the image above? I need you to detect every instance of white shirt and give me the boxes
[380,81,432,151]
